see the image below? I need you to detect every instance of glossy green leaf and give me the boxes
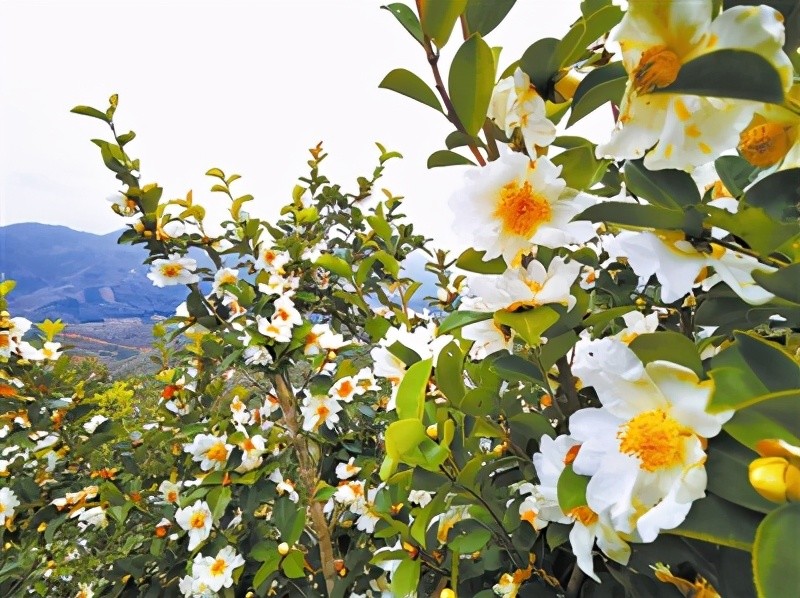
[752,264,800,305]
[724,392,800,451]
[706,433,776,514]
[419,0,467,48]
[494,306,559,347]
[702,205,798,255]
[519,37,559,92]
[438,310,494,335]
[655,50,785,103]
[744,168,800,220]
[666,493,761,551]
[557,465,589,513]
[576,201,690,229]
[427,149,475,168]
[455,248,506,274]
[490,353,543,384]
[582,305,636,331]
[396,358,432,421]
[735,332,800,393]
[449,34,495,136]
[381,3,424,46]
[508,412,557,449]
[316,254,353,280]
[390,557,421,597]
[71,105,110,122]
[552,4,623,70]
[436,341,467,404]
[379,68,443,113]
[714,155,756,197]
[753,503,800,598]
[281,550,306,578]
[567,61,627,126]
[629,331,704,378]
[464,0,515,36]
[447,520,492,552]
[551,143,610,191]
[624,159,701,208]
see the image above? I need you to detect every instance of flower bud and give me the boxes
[749,456,800,503]
[426,424,438,440]
[278,542,290,555]
[440,589,456,598]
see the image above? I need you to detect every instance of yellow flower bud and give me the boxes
[440,589,456,598]
[748,456,800,503]
[552,69,585,102]
[278,542,290,556]
[426,424,438,440]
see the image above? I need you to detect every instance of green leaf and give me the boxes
[280,550,306,579]
[205,167,225,178]
[315,254,353,280]
[519,38,560,92]
[464,0,515,36]
[724,392,800,451]
[71,105,110,122]
[379,68,443,113]
[743,168,800,221]
[666,493,761,551]
[557,465,589,513]
[706,433,776,514]
[753,503,800,598]
[628,331,704,378]
[490,354,543,384]
[624,159,701,208]
[436,341,466,404]
[752,265,800,305]
[447,520,492,552]
[438,310,494,336]
[576,201,690,229]
[702,205,798,255]
[655,50,785,103]
[390,557,421,597]
[381,3,424,46]
[582,305,636,331]
[396,358,432,421]
[494,306,559,347]
[427,149,475,168]
[455,248,506,274]
[735,332,800,393]
[419,0,467,48]
[567,61,627,127]
[552,5,623,70]
[551,142,610,191]
[446,130,481,149]
[449,34,495,136]
[508,412,557,449]
[714,155,756,197]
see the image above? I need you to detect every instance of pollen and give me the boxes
[493,180,552,238]
[520,509,538,526]
[210,557,227,576]
[189,512,206,529]
[634,46,681,94]
[206,442,229,462]
[569,505,598,526]
[336,380,354,398]
[618,409,692,472]
[161,263,183,278]
[316,404,331,420]
[738,122,791,167]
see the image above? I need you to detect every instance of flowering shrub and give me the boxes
[3,0,800,596]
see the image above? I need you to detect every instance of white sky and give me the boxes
[0,0,608,253]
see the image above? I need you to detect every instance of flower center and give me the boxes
[166,490,178,502]
[634,46,681,94]
[206,442,229,462]
[336,380,354,398]
[569,505,598,526]
[494,181,552,238]
[242,438,255,451]
[210,557,227,576]
[316,404,330,420]
[618,409,691,472]
[520,508,538,527]
[189,512,206,528]
[738,122,791,167]
[161,264,183,278]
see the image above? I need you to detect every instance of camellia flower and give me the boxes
[605,230,776,304]
[571,338,734,541]
[613,311,660,344]
[183,433,234,471]
[335,457,361,480]
[175,500,214,551]
[191,546,246,592]
[147,254,200,287]
[271,295,302,328]
[256,316,292,344]
[408,489,433,508]
[158,480,182,504]
[236,434,266,473]
[303,323,346,355]
[300,394,342,431]
[330,376,364,403]
[269,469,299,503]
[596,0,793,171]
[178,574,215,598]
[489,67,557,158]
[0,487,20,526]
[253,245,289,274]
[451,151,597,264]
[461,319,514,361]
[212,267,239,297]
[738,84,800,171]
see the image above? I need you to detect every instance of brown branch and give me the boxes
[565,563,585,598]
[273,373,337,595]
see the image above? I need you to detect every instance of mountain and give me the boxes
[0,223,187,323]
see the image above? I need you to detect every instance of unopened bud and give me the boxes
[426,424,438,440]
[278,542,290,556]
[749,456,800,503]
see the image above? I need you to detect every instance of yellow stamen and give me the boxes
[189,512,206,529]
[494,180,552,238]
[738,122,791,167]
[634,46,681,94]
[210,557,227,576]
[161,264,183,278]
[569,505,598,526]
[206,442,229,462]
[618,409,692,472]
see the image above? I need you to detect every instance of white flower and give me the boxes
[192,546,246,592]
[229,395,251,426]
[175,500,214,551]
[71,506,107,529]
[335,457,361,480]
[571,338,733,541]
[613,310,660,344]
[568,506,632,583]
[606,230,776,304]
[82,415,108,434]
[271,295,302,328]
[489,67,557,157]
[329,376,364,403]
[183,434,233,471]
[108,192,137,216]
[462,319,514,361]
[300,394,342,431]
[212,267,239,297]
[738,84,800,171]
[0,487,20,525]
[178,574,215,598]
[335,480,366,507]
[256,317,292,344]
[147,254,200,287]
[596,1,793,170]
[354,367,380,392]
[158,480,182,504]
[451,152,597,264]
[253,245,289,274]
[243,345,273,366]
[303,323,346,355]
[236,434,266,473]
[269,469,299,503]
[408,489,433,508]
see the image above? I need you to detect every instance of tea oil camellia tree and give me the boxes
[2,0,800,596]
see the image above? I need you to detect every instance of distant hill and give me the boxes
[0,223,187,323]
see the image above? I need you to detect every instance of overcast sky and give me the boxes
[0,1,607,252]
